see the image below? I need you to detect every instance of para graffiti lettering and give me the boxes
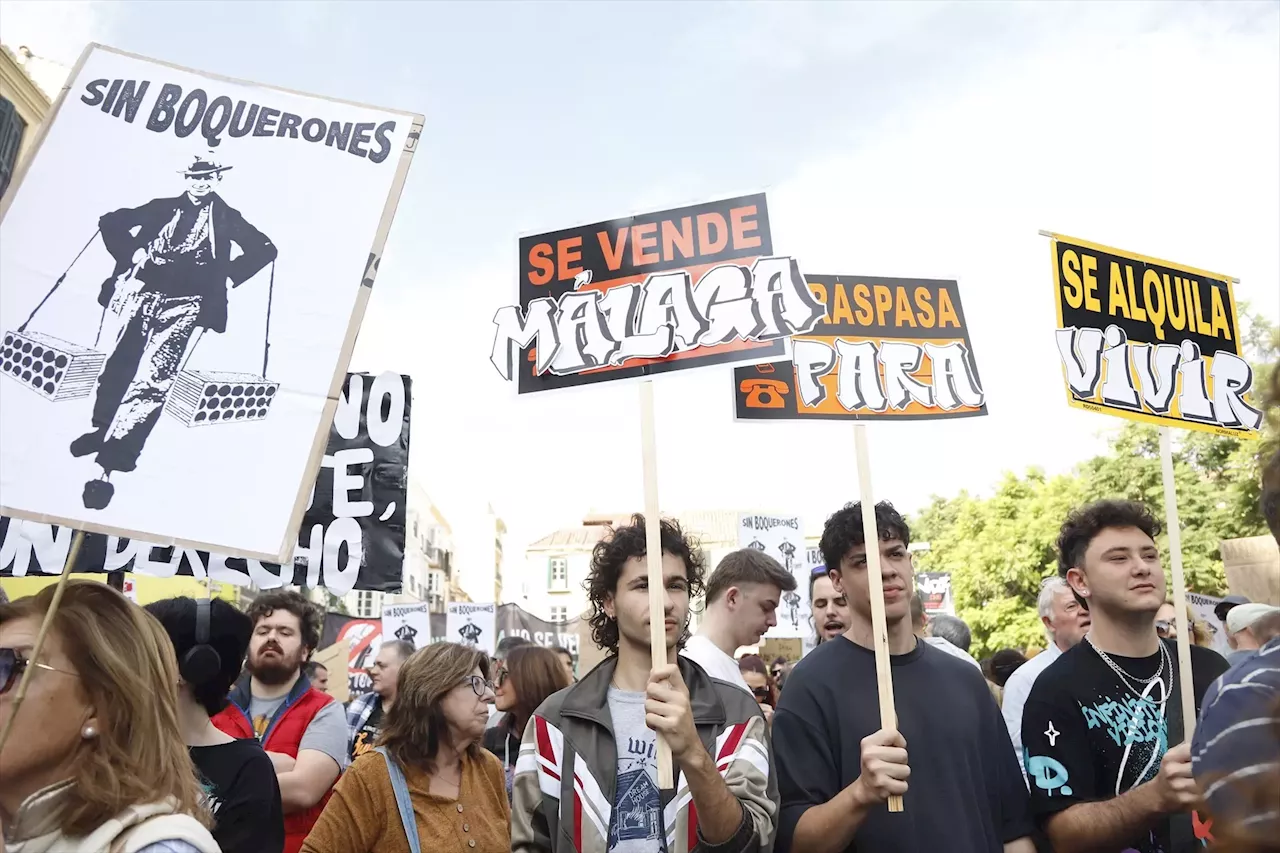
[793,338,984,412]
[1026,755,1073,797]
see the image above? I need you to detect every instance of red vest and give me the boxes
[212,679,335,853]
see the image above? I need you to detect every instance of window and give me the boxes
[549,557,568,591]
[0,97,27,201]
[355,590,380,618]
[550,605,568,623]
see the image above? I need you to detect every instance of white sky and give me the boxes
[2,0,1277,598]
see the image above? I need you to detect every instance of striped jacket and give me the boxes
[511,655,777,853]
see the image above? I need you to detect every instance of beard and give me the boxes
[247,643,306,686]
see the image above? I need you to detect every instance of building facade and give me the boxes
[0,45,54,199]
[520,510,823,625]
[453,503,506,604]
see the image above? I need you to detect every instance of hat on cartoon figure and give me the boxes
[179,152,233,178]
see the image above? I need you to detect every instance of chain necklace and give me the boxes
[1085,634,1170,702]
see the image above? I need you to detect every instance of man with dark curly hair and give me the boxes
[511,514,778,853]
[1022,499,1228,853]
[211,589,345,853]
[773,501,1035,853]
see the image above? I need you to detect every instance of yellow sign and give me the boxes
[1046,232,1259,437]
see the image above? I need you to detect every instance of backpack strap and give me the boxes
[375,746,422,853]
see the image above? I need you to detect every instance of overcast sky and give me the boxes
[3,0,1277,589]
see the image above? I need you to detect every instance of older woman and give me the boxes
[301,642,509,853]
[483,645,571,799]
[0,580,219,852]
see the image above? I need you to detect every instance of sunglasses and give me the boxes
[0,648,76,694]
[1155,620,1176,636]
[463,675,496,697]
[751,686,771,701]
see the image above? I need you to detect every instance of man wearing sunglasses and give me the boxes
[345,639,413,762]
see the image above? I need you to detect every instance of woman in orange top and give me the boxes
[301,642,509,853]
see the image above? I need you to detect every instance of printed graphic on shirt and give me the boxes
[252,714,271,741]
[608,735,665,852]
[1082,693,1168,789]
[351,704,382,759]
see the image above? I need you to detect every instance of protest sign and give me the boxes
[490,193,823,394]
[915,571,953,615]
[448,601,497,655]
[734,275,987,421]
[738,513,808,638]
[1186,592,1232,658]
[497,605,581,657]
[320,614,381,698]
[0,44,423,562]
[1045,233,1258,437]
[0,371,410,595]
[381,602,433,652]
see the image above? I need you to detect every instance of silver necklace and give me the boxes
[1086,635,1169,700]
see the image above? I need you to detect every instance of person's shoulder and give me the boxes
[532,683,573,724]
[1188,642,1230,674]
[1026,643,1086,701]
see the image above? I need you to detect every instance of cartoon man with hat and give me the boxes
[73,151,277,509]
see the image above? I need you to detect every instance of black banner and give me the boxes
[0,372,410,594]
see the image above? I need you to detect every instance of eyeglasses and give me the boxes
[464,675,495,697]
[495,668,509,688]
[0,648,77,694]
[1155,620,1176,637]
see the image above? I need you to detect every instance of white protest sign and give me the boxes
[738,513,807,638]
[1186,591,1232,658]
[381,602,432,652]
[0,44,423,561]
[448,601,496,655]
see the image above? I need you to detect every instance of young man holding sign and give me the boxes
[1021,500,1228,853]
[772,502,1035,853]
[511,515,776,853]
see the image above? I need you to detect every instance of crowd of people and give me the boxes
[1,485,1277,851]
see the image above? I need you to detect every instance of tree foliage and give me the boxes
[913,310,1277,659]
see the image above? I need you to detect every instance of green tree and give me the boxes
[913,311,1276,658]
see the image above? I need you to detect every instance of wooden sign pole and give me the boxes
[1159,427,1197,739]
[854,423,904,813]
[0,529,87,754]
[640,379,674,788]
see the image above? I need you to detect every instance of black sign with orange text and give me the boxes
[734,274,988,421]
[489,194,825,394]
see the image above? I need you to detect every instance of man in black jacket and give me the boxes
[72,152,276,507]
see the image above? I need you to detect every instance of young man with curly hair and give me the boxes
[1021,500,1229,853]
[772,501,1035,853]
[511,514,778,853]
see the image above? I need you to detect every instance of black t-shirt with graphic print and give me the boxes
[1021,638,1228,853]
[190,738,284,853]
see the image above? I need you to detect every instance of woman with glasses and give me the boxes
[737,653,779,724]
[482,645,571,800]
[0,581,220,852]
[301,642,508,853]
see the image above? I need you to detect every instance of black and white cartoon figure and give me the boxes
[783,590,801,629]
[394,623,419,649]
[72,152,277,509]
[747,539,766,552]
[458,621,483,646]
[777,539,797,571]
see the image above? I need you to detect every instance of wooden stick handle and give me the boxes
[854,424,903,813]
[1159,428,1197,741]
[640,380,674,788]
[0,529,87,755]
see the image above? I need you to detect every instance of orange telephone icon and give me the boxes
[741,379,789,409]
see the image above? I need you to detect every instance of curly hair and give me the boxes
[819,501,911,572]
[586,514,706,653]
[1056,500,1162,576]
[245,589,323,653]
